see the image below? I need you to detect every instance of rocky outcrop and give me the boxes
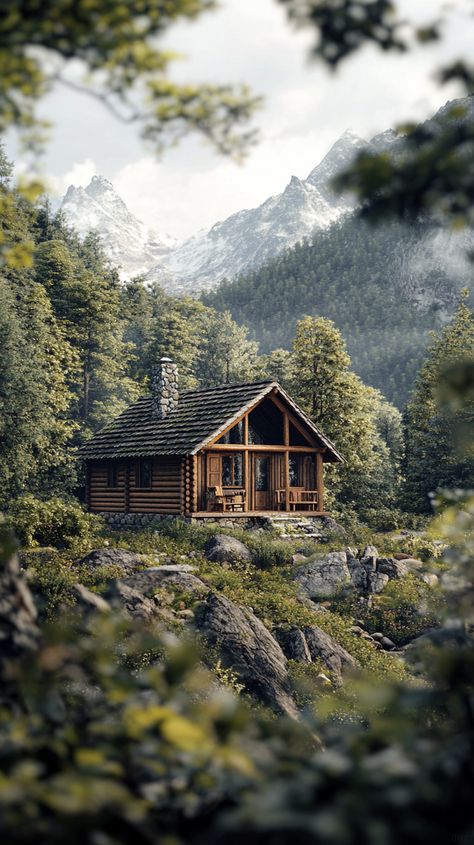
[293,552,350,598]
[204,534,252,564]
[276,624,357,683]
[118,565,208,597]
[104,580,169,622]
[71,583,111,614]
[75,548,149,576]
[195,592,298,718]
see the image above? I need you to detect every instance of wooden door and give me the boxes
[253,453,271,510]
[207,454,222,488]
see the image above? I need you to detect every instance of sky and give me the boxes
[7,0,472,241]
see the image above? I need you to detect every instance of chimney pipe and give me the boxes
[152,357,179,419]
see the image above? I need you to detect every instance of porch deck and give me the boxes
[191,510,329,518]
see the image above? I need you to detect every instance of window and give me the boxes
[289,455,299,486]
[137,460,152,488]
[221,453,243,487]
[217,421,244,444]
[107,464,118,488]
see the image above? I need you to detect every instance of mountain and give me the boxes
[60,175,176,280]
[146,129,366,292]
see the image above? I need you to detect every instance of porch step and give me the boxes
[266,514,325,540]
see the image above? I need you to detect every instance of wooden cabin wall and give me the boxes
[88,457,182,514]
[87,462,126,512]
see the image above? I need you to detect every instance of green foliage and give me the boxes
[6,495,103,550]
[0,0,260,158]
[403,294,474,512]
[289,315,402,513]
[367,575,443,644]
[203,216,454,408]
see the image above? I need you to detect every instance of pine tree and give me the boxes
[289,315,400,511]
[403,293,474,512]
[196,310,261,386]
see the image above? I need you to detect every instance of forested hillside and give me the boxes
[204,215,471,407]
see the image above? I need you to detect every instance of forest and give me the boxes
[204,214,471,408]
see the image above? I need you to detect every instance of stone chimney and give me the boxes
[152,357,179,419]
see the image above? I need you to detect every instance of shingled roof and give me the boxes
[78,379,342,462]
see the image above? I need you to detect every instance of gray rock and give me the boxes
[376,558,409,579]
[348,561,369,592]
[105,581,169,622]
[291,553,308,566]
[380,636,396,650]
[321,517,347,539]
[275,626,312,662]
[368,571,390,594]
[420,572,439,587]
[75,548,147,576]
[71,583,110,614]
[195,592,298,718]
[0,539,39,686]
[293,551,350,598]
[361,545,379,559]
[204,534,252,564]
[118,566,208,597]
[303,626,358,682]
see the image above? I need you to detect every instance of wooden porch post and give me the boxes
[283,412,290,512]
[243,415,249,512]
[316,452,324,513]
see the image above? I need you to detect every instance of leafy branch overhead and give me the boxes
[0,0,261,156]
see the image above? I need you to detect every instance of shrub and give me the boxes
[364,575,443,644]
[6,495,103,550]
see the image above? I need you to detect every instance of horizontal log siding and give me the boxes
[88,462,126,512]
[88,458,182,514]
[129,457,182,514]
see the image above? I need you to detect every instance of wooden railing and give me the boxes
[275,488,319,511]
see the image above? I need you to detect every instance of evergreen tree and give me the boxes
[289,316,401,512]
[403,293,474,512]
[196,310,261,386]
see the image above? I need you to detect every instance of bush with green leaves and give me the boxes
[5,495,103,550]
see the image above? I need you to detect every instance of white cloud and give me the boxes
[46,157,97,197]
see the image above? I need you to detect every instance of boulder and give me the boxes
[0,538,39,673]
[105,581,165,622]
[348,559,369,592]
[204,534,252,564]
[71,583,110,614]
[118,566,208,597]
[376,558,409,579]
[303,626,358,682]
[367,571,390,594]
[361,545,379,560]
[420,572,439,587]
[275,626,312,662]
[195,592,298,718]
[293,551,350,598]
[75,548,148,576]
[320,517,347,539]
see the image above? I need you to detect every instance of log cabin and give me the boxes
[79,358,342,519]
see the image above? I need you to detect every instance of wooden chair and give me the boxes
[208,487,246,513]
[208,486,225,512]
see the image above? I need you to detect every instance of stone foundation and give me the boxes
[99,512,276,531]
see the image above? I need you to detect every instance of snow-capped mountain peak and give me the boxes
[60,176,176,280]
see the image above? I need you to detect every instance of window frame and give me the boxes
[137,459,152,489]
[221,452,243,488]
[107,463,119,488]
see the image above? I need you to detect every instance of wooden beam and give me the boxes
[284,449,290,512]
[243,414,249,445]
[316,451,324,512]
[269,389,318,447]
[283,411,289,447]
[244,449,249,512]
[203,444,321,453]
